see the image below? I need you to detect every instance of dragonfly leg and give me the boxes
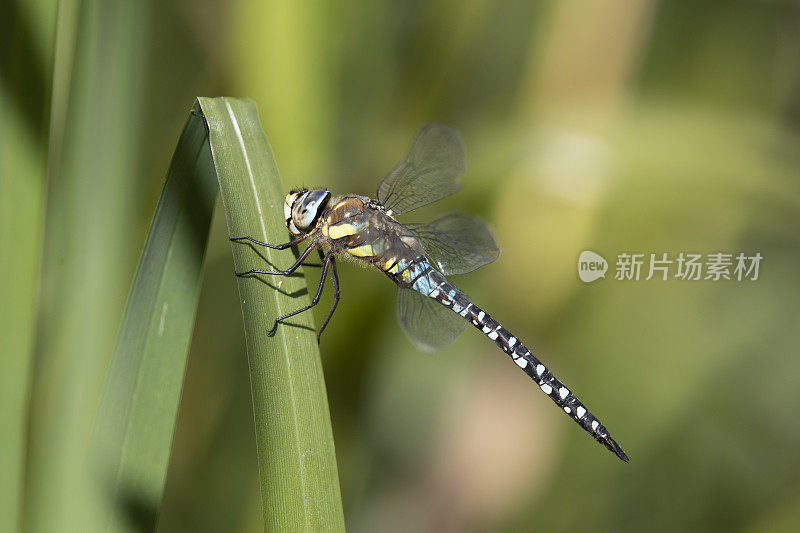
[229,234,308,250]
[235,242,316,277]
[268,252,333,336]
[301,250,324,268]
[316,255,340,344]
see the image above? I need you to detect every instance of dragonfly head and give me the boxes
[284,188,331,235]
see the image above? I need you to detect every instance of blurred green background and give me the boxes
[3,0,800,531]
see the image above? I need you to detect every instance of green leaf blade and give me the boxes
[88,102,218,532]
[0,1,58,528]
[23,0,152,531]
[199,96,344,532]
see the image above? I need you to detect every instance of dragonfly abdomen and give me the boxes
[408,261,629,461]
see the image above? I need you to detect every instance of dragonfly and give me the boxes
[231,124,628,461]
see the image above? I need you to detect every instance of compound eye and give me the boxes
[292,197,316,230]
[291,190,330,231]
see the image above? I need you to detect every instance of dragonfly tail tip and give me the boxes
[602,434,629,463]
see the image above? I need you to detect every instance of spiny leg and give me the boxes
[268,252,333,336]
[235,242,317,277]
[316,255,340,343]
[230,234,308,250]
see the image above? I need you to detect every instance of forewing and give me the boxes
[409,213,499,275]
[396,287,467,352]
[376,124,465,214]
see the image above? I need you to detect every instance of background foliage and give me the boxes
[3,0,800,531]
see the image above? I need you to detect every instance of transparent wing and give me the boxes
[408,213,499,275]
[376,124,465,215]
[396,287,467,352]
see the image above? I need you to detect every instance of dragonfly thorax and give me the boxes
[284,189,331,235]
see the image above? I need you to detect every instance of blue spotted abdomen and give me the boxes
[401,259,628,461]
